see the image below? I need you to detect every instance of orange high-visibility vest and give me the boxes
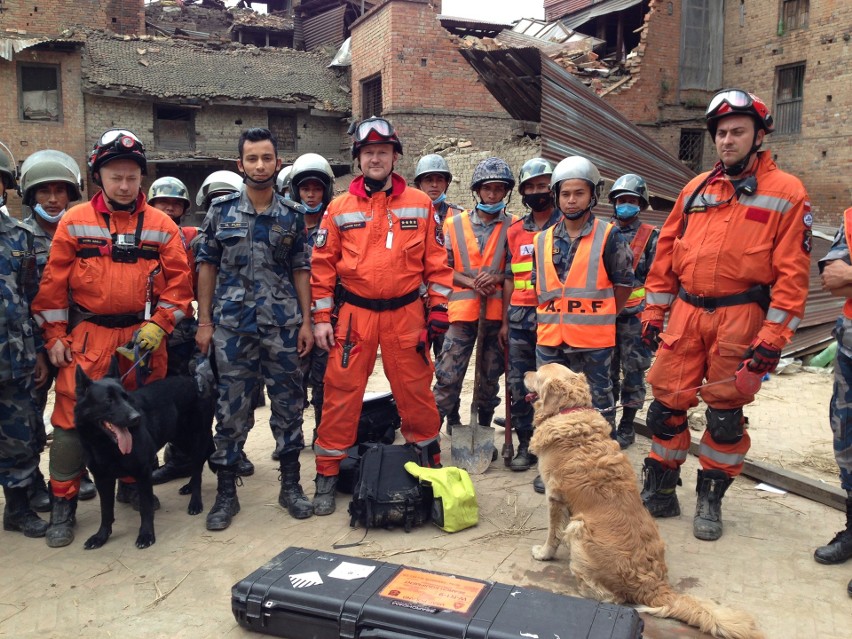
[535,218,617,348]
[445,211,513,322]
[506,219,538,307]
[844,208,852,320]
[624,222,655,309]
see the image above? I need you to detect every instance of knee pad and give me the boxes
[646,400,688,441]
[705,407,744,444]
[49,427,85,481]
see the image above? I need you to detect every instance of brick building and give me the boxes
[348,0,516,179]
[721,0,851,223]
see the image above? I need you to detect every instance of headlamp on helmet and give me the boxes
[88,129,147,183]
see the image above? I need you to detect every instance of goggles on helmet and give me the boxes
[349,117,395,143]
[99,129,144,149]
[706,89,753,117]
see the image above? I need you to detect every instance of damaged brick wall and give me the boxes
[721,0,851,224]
[350,0,515,178]
[1,0,145,36]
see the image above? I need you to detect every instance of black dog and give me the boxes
[74,361,213,549]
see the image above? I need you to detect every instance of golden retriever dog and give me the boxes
[525,363,763,639]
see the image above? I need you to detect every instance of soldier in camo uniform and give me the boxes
[816,207,852,596]
[607,174,658,449]
[196,128,314,530]
[531,157,635,492]
[18,150,93,509]
[0,142,51,539]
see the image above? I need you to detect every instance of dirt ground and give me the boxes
[2,354,851,639]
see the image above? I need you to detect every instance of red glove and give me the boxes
[427,305,450,341]
[641,319,663,353]
[740,339,781,375]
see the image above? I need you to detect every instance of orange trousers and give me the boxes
[645,301,763,477]
[49,320,167,497]
[314,301,441,476]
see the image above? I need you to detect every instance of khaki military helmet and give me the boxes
[0,141,18,192]
[148,176,191,212]
[196,170,243,209]
[19,149,83,205]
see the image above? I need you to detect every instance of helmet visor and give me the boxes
[350,118,395,143]
[706,90,752,118]
[99,129,143,148]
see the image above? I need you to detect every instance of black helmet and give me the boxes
[88,129,147,182]
[470,157,515,191]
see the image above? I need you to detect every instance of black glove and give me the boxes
[641,320,663,353]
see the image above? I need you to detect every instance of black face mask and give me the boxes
[522,192,553,212]
[364,175,389,193]
[243,174,276,190]
[106,195,136,212]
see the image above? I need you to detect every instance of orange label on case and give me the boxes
[379,568,486,614]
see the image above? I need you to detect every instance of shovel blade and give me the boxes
[450,424,495,475]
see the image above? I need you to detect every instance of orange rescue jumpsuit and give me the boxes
[641,151,810,476]
[32,191,194,496]
[311,174,453,475]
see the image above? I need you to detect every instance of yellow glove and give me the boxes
[135,322,167,351]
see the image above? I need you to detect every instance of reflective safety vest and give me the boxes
[534,218,616,348]
[506,219,538,307]
[445,211,513,322]
[624,222,655,309]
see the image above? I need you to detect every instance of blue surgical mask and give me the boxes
[303,202,323,214]
[34,203,66,224]
[614,203,641,220]
[432,192,446,206]
[476,201,506,214]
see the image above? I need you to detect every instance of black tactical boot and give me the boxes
[116,482,160,512]
[3,486,49,538]
[693,469,733,541]
[616,408,637,449]
[237,450,255,477]
[814,497,852,564]
[152,444,193,485]
[45,495,77,547]
[313,474,338,516]
[278,459,314,519]
[493,416,506,427]
[206,469,240,531]
[78,470,97,501]
[510,430,537,472]
[27,468,52,512]
[533,475,545,494]
[641,458,682,518]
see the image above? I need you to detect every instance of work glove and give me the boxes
[135,322,167,352]
[427,305,450,341]
[641,319,663,353]
[416,328,430,365]
[739,339,781,375]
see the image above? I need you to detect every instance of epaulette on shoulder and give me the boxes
[211,191,241,207]
[276,195,307,215]
[6,215,34,234]
[447,203,464,212]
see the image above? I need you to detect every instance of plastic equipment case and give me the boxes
[232,547,643,639]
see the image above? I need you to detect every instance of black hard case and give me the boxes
[232,547,643,639]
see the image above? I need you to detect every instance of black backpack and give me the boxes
[347,444,432,532]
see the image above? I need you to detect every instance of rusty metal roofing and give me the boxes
[544,0,590,22]
[438,15,515,38]
[303,4,347,51]
[458,47,695,203]
[560,0,644,31]
[81,32,349,111]
[0,34,84,61]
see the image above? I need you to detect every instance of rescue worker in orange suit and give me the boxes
[310,117,453,516]
[433,157,516,440]
[531,156,635,493]
[640,89,811,541]
[32,130,194,547]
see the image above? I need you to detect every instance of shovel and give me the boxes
[451,298,495,474]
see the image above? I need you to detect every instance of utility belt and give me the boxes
[678,284,770,313]
[69,304,145,332]
[339,287,420,312]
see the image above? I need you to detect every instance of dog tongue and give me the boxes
[108,422,133,455]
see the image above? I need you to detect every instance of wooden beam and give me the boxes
[634,418,846,511]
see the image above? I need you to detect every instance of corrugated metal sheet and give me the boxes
[539,56,694,202]
[458,47,543,123]
[303,4,347,51]
[0,36,84,61]
[544,0,591,22]
[561,0,644,31]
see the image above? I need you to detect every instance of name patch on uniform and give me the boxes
[315,228,328,248]
[688,205,707,213]
[520,243,534,256]
[400,218,419,230]
[745,207,770,224]
[340,221,366,231]
[78,237,107,246]
[219,222,248,229]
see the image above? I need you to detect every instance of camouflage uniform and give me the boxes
[610,217,658,415]
[301,223,328,436]
[0,214,42,489]
[820,224,852,493]
[532,216,635,426]
[196,189,309,468]
[430,199,464,360]
[505,208,562,436]
[433,210,509,423]
[166,227,200,378]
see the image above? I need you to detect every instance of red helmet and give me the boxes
[706,89,774,138]
[349,116,403,159]
[88,129,147,181]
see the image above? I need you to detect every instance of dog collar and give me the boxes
[559,407,596,415]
